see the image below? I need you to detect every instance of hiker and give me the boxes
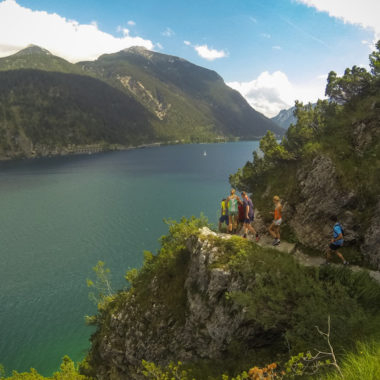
[237,201,245,233]
[227,189,240,233]
[325,216,348,265]
[241,191,259,241]
[218,198,229,232]
[268,195,282,246]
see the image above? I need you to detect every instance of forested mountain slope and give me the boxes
[79,47,281,139]
[0,69,154,158]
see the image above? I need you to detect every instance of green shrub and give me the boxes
[220,238,380,354]
[0,356,90,380]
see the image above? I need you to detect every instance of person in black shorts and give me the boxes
[241,191,259,241]
[325,216,348,265]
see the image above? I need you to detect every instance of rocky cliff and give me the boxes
[283,117,380,268]
[231,57,380,269]
[249,149,380,270]
[88,228,252,379]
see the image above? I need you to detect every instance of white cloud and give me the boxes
[261,33,271,39]
[296,0,380,44]
[194,44,228,61]
[127,20,136,26]
[162,27,174,37]
[227,71,326,117]
[0,0,154,62]
[249,16,257,23]
[272,45,282,50]
[156,42,163,50]
[121,28,130,36]
[184,40,228,61]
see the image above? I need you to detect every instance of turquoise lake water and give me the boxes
[0,141,259,375]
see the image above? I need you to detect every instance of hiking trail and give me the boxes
[219,230,380,285]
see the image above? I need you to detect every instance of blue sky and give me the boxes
[0,0,379,116]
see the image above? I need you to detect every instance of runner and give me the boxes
[218,198,229,232]
[325,216,348,265]
[241,191,259,241]
[227,189,240,233]
[268,195,282,246]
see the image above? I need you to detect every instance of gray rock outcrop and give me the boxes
[362,199,380,268]
[285,155,358,250]
[89,228,262,379]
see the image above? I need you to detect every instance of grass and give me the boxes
[319,341,380,380]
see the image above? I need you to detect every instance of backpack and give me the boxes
[248,198,254,218]
[336,222,345,237]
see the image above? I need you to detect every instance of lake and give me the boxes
[0,141,259,375]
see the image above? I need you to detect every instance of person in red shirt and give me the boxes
[268,195,282,246]
[237,201,245,233]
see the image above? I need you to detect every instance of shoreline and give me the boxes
[0,136,266,163]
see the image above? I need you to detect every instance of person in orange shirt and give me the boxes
[269,195,282,246]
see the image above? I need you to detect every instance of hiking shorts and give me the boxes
[329,243,342,251]
[244,216,254,224]
[274,218,282,226]
[229,210,238,216]
[219,215,229,225]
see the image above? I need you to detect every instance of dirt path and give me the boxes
[254,234,380,284]
[210,228,380,284]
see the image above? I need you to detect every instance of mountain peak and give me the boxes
[124,46,148,53]
[122,46,154,59]
[14,45,52,57]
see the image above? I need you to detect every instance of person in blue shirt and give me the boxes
[325,215,348,265]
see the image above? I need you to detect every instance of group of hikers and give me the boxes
[218,189,282,245]
[219,190,348,265]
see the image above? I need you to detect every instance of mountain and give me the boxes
[0,45,84,74]
[78,47,283,140]
[0,46,282,158]
[0,69,154,158]
[271,103,319,129]
[271,106,296,129]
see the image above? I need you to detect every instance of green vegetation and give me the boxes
[139,340,380,379]
[230,41,380,255]
[83,218,380,379]
[219,237,380,354]
[0,356,90,380]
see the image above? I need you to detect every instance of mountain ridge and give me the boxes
[0,45,283,159]
[271,106,296,129]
